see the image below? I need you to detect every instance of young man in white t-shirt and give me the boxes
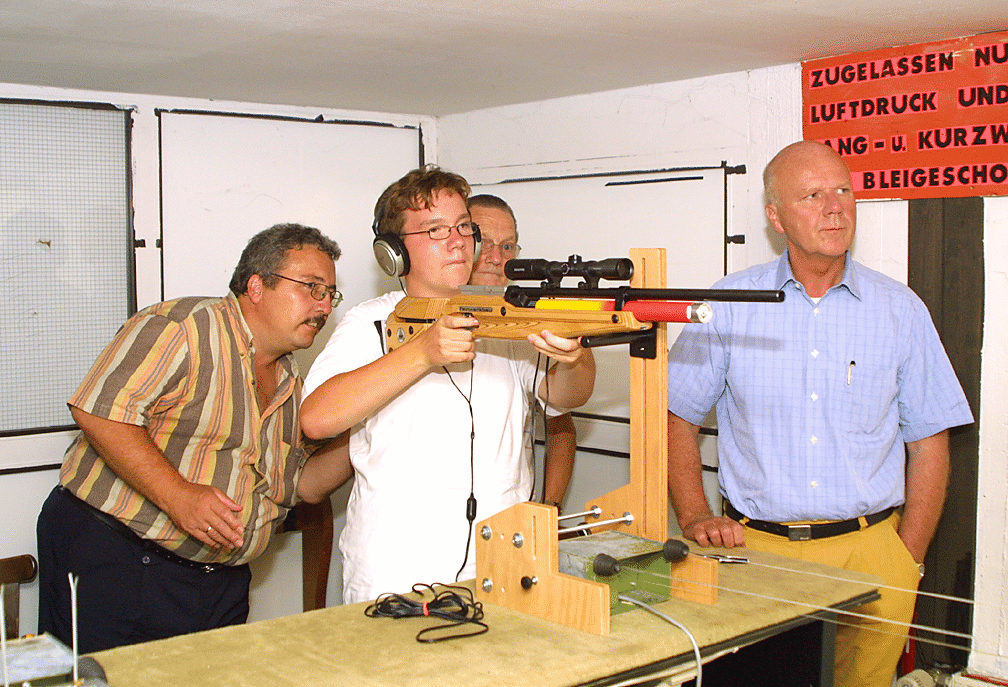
[301,167,595,603]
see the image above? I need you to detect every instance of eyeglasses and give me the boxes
[401,220,479,241]
[482,239,520,258]
[269,273,343,307]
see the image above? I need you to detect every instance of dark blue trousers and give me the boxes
[37,485,251,653]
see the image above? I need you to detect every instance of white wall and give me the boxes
[973,196,1008,678]
[439,64,1005,679]
[0,80,432,632]
[439,65,801,271]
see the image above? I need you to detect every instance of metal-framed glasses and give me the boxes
[483,239,520,258]
[269,272,343,307]
[400,220,479,241]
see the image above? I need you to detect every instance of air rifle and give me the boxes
[385,255,784,359]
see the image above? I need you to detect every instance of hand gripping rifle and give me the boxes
[385,255,784,359]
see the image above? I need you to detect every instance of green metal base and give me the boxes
[557,531,676,615]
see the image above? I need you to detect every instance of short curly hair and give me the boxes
[229,223,340,295]
[373,165,471,237]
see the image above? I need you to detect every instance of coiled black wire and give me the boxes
[364,583,489,643]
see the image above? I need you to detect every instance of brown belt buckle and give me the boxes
[788,524,812,541]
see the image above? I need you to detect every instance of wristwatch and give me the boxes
[918,563,926,578]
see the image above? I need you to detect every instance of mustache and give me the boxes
[304,314,328,329]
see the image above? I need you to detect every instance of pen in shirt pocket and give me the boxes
[847,360,856,385]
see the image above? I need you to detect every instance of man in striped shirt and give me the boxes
[37,223,345,652]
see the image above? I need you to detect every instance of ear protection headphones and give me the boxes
[471,223,482,264]
[372,203,483,278]
[372,208,409,277]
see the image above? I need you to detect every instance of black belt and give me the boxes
[723,499,896,541]
[60,486,227,573]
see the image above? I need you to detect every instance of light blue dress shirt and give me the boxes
[667,252,973,522]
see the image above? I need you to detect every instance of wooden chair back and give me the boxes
[0,553,38,639]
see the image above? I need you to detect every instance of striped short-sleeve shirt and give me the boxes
[61,293,307,565]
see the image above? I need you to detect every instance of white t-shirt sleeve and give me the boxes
[302,292,400,400]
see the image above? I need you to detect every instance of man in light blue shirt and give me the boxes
[667,141,973,687]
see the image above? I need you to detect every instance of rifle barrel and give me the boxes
[505,285,784,307]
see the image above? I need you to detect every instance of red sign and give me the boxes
[803,31,1008,199]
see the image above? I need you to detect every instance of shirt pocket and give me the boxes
[840,360,898,434]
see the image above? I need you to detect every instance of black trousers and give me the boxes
[37,485,251,653]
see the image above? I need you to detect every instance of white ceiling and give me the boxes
[1,1,1004,116]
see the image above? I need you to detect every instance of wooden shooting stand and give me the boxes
[475,248,718,635]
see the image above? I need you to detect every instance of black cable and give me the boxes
[364,583,489,643]
[444,363,476,582]
[528,352,545,501]
[537,354,556,504]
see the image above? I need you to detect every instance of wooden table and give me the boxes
[93,547,879,687]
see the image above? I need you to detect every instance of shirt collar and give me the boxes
[774,251,861,301]
[224,292,299,380]
[225,291,255,355]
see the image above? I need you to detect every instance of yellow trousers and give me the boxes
[742,512,921,687]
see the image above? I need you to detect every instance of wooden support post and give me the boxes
[589,248,668,542]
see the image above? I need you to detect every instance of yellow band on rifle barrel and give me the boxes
[534,299,606,311]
